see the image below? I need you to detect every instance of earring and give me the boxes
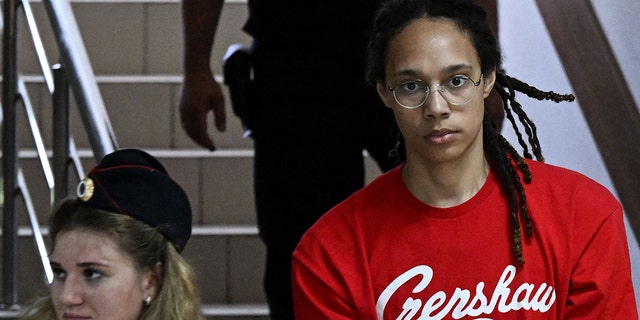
[144,295,152,306]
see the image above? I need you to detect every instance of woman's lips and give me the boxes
[63,313,91,320]
[425,129,456,144]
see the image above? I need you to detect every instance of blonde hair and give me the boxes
[17,296,55,320]
[18,199,204,319]
[141,243,203,319]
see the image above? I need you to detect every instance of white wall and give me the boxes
[498,0,640,313]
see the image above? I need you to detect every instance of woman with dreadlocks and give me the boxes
[291,0,637,318]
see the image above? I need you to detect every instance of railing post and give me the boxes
[53,64,71,204]
[2,0,20,309]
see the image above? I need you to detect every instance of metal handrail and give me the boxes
[14,78,55,283]
[43,0,118,160]
[2,0,120,307]
[18,78,55,191]
[22,0,54,94]
[2,0,21,308]
[17,168,53,284]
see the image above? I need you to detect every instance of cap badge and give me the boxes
[77,177,95,202]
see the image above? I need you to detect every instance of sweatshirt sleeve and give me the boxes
[564,203,638,319]
[292,247,358,319]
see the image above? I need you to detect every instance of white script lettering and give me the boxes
[375,265,556,320]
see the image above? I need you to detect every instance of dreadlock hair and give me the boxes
[366,0,575,264]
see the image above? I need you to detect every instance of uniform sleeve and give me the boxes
[565,204,638,319]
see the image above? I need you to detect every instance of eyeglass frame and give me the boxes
[386,73,483,109]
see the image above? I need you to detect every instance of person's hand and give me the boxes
[179,70,227,151]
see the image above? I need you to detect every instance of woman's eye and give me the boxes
[399,81,423,93]
[84,269,104,281]
[51,266,66,281]
[446,75,469,88]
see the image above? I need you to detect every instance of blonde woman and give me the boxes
[19,149,203,320]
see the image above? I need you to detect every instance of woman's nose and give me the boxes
[58,278,84,306]
[422,85,451,119]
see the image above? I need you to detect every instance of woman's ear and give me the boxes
[376,83,394,109]
[142,262,163,299]
[482,69,497,99]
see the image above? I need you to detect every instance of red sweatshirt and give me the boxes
[293,160,638,319]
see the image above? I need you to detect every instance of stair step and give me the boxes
[0,303,269,319]
[12,76,253,151]
[9,148,257,227]
[8,148,381,227]
[3,225,266,306]
[2,226,269,315]
[6,224,259,237]
[201,303,269,317]
[16,0,251,75]
[0,311,18,319]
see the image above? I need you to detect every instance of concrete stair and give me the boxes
[0,0,383,318]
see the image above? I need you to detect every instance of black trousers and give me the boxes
[247,46,398,319]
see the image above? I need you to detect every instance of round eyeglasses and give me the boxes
[387,74,483,109]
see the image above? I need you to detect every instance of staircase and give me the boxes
[0,0,383,319]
